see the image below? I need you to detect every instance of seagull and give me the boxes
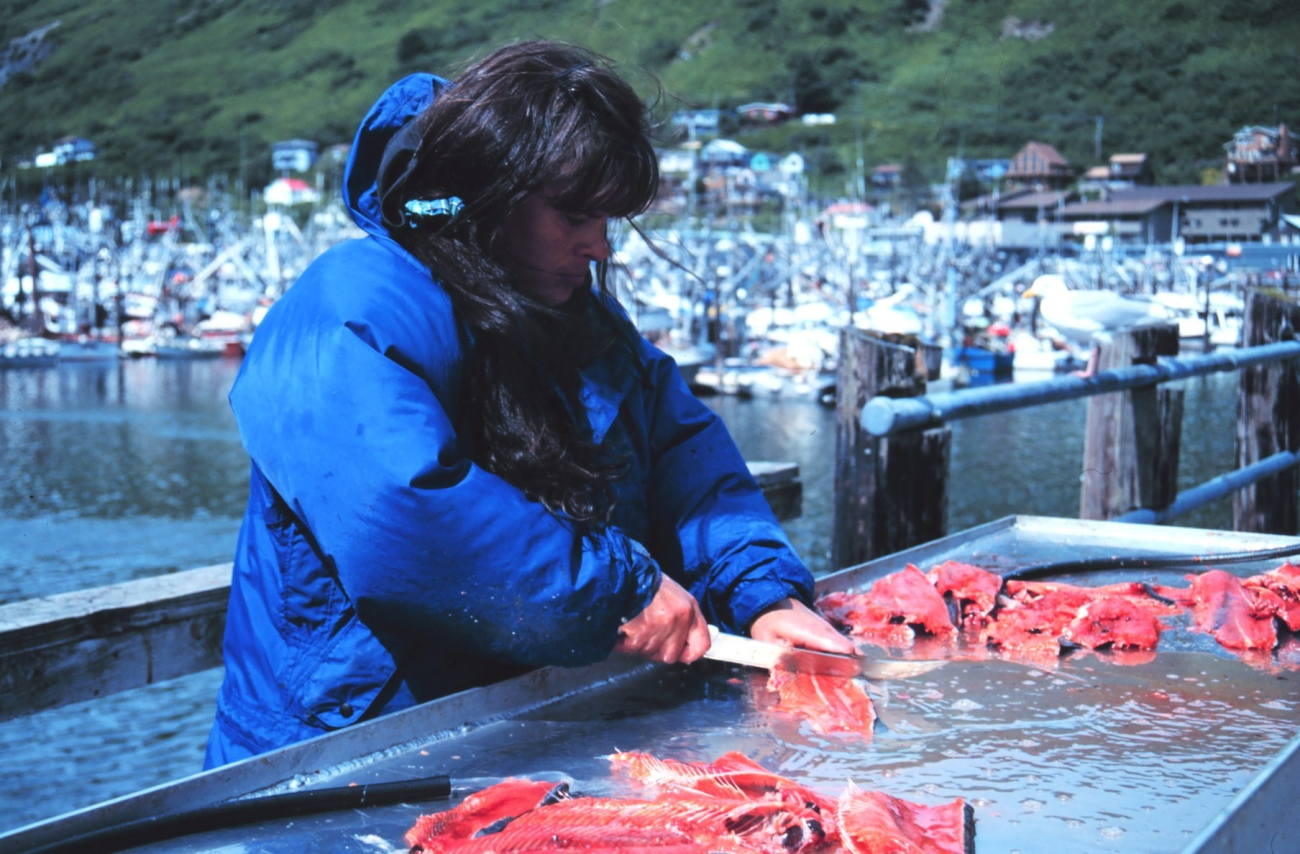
[1021,274,1173,376]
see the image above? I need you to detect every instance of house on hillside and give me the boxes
[871,164,902,190]
[51,136,96,163]
[1005,141,1073,191]
[1079,153,1153,195]
[1224,124,1295,183]
[657,148,696,176]
[271,139,319,173]
[699,138,750,169]
[736,102,794,125]
[671,109,720,139]
[32,136,96,168]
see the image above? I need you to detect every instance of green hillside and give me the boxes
[1,0,1297,191]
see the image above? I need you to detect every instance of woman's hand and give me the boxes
[749,598,857,655]
[614,574,711,665]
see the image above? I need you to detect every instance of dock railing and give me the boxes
[863,341,1300,525]
[831,288,1300,568]
[862,342,1300,438]
[0,461,802,723]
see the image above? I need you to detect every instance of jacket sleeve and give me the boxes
[636,335,815,634]
[231,248,660,670]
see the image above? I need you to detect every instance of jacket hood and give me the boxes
[343,73,451,239]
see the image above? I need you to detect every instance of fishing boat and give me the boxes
[151,335,228,359]
[3,517,1297,853]
[0,335,60,368]
[54,336,120,361]
[950,343,1014,377]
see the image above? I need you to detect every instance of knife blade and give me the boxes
[703,625,945,680]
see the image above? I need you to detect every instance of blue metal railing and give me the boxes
[859,340,1300,525]
[862,341,1300,437]
[1116,451,1300,524]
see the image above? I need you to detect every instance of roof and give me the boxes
[1019,141,1068,165]
[1061,197,1168,218]
[1111,183,1295,203]
[272,139,319,150]
[824,201,874,216]
[997,190,1073,210]
[703,138,747,155]
[1059,182,1297,218]
[1007,141,1070,176]
[1110,153,1147,164]
[736,102,793,113]
[1083,166,1111,180]
[268,177,312,190]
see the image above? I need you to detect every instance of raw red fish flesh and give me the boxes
[407,753,973,853]
[837,783,974,854]
[1175,569,1279,651]
[610,750,836,813]
[925,561,1002,631]
[763,669,877,737]
[817,565,957,645]
[491,795,825,854]
[610,749,840,838]
[1005,580,1181,617]
[978,594,1074,665]
[979,579,1175,662]
[406,778,565,852]
[1244,562,1300,631]
[1063,596,1163,651]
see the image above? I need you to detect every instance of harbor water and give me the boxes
[0,357,1240,833]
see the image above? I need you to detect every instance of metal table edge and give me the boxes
[0,655,655,852]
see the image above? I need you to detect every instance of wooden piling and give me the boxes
[832,329,950,568]
[1080,324,1182,520]
[1235,289,1300,535]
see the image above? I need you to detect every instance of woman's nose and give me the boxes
[579,219,611,262]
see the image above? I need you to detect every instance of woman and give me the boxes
[205,41,852,768]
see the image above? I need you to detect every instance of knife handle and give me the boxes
[703,625,783,671]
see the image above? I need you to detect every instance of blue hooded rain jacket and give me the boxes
[204,74,815,767]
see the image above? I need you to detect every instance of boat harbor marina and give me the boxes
[3,167,1300,853]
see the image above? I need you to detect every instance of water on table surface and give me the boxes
[139,642,1300,854]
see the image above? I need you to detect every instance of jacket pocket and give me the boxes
[296,612,409,729]
[262,490,338,638]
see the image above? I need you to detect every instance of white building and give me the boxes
[263,177,320,206]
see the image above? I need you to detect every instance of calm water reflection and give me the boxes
[0,359,1241,832]
[0,359,248,603]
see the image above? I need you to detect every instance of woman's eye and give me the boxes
[563,214,588,227]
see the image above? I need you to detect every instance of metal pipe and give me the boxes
[861,341,1300,437]
[1116,451,1300,525]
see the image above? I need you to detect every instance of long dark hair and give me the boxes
[381,41,659,525]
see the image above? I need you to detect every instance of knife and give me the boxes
[704,625,945,681]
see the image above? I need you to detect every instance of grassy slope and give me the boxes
[0,0,1297,187]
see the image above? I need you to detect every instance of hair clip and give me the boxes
[555,61,591,84]
[403,196,464,226]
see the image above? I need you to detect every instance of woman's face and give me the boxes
[502,188,610,305]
